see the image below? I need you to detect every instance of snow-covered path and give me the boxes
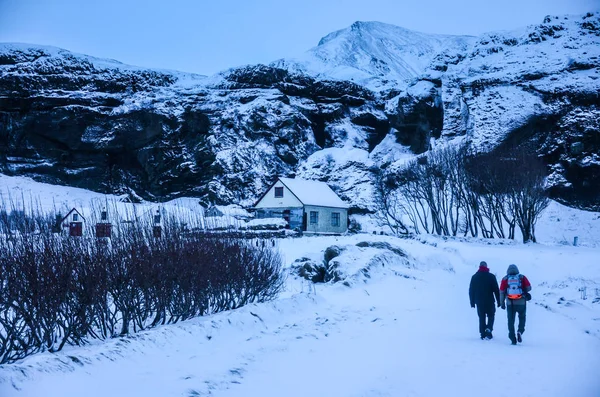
[1,237,599,397]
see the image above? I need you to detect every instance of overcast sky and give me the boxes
[0,0,597,75]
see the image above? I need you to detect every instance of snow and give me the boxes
[0,177,599,396]
[0,176,600,397]
[536,201,600,247]
[437,13,600,148]
[279,177,349,209]
[209,204,252,219]
[1,13,600,396]
[241,218,287,229]
[0,173,124,213]
[369,132,415,166]
[272,21,475,91]
[0,174,205,229]
[0,42,207,88]
[297,147,375,210]
[1,229,599,396]
[464,85,548,150]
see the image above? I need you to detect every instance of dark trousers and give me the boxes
[476,304,495,336]
[507,302,526,340]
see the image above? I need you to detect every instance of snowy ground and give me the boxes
[0,175,599,396]
[1,232,599,397]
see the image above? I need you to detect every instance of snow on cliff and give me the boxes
[1,13,599,210]
[273,21,475,90]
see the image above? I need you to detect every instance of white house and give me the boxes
[59,208,85,236]
[253,177,349,234]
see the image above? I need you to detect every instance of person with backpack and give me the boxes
[499,264,532,345]
[469,261,500,340]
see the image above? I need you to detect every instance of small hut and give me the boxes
[95,207,112,238]
[60,208,86,237]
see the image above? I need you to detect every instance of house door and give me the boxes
[302,212,307,231]
[70,222,83,237]
[283,210,291,229]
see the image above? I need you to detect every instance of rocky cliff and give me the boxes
[1,13,599,210]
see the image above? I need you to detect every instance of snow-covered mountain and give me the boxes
[0,13,599,210]
[272,21,475,90]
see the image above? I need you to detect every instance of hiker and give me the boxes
[469,261,500,340]
[499,264,532,345]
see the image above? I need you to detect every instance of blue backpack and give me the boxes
[506,274,523,300]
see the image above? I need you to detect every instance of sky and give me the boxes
[0,0,598,75]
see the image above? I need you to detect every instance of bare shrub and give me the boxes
[374,144,549,242]
[0,200,284,364]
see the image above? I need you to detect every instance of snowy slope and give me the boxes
[1,233,599,396]
[273,21,475,90]
[0,42,207,88]
[0,180,599,396]
[389,13,600,209]
[0,173,206,228]
[434,13,600,149]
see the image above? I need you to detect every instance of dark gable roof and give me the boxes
[61,208,85,223]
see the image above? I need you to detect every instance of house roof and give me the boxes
[60,208,85,223]
[207,205,252,218]
[278,177,349,209]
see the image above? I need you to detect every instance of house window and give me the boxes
[73,213,79,222]
[331,212,340,227]
[101,211,107,221]
[154,214,161,224]
[274,187,284,198]
[309,211,318,225]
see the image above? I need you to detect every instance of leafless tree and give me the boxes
[372,169,410,235]
[373,143,549,242]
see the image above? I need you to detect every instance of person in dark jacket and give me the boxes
[499,264,532,345]
[469,261,500,340]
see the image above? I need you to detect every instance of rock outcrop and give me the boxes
[1,13,598,210]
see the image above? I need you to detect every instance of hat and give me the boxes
[479,261,488,268]
[507,264,519,275]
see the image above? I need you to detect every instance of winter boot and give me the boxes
[485,329,493,340]
[517,332,522,343]
[509,335,517,345]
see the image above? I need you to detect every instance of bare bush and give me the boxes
[0,202,284,364]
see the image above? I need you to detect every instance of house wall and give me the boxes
[255,180,303,208]
[304,205,348,234]
[61,211,85,230]
[255,207,303,230]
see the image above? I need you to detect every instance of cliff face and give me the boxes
[433,13,600,210]
[1,13,599,210]
[0,46,388,207]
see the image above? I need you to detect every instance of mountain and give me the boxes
[432,13,600,208]
[272,21,475,90]
[0,13,599,210]
[0,43,386,208]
